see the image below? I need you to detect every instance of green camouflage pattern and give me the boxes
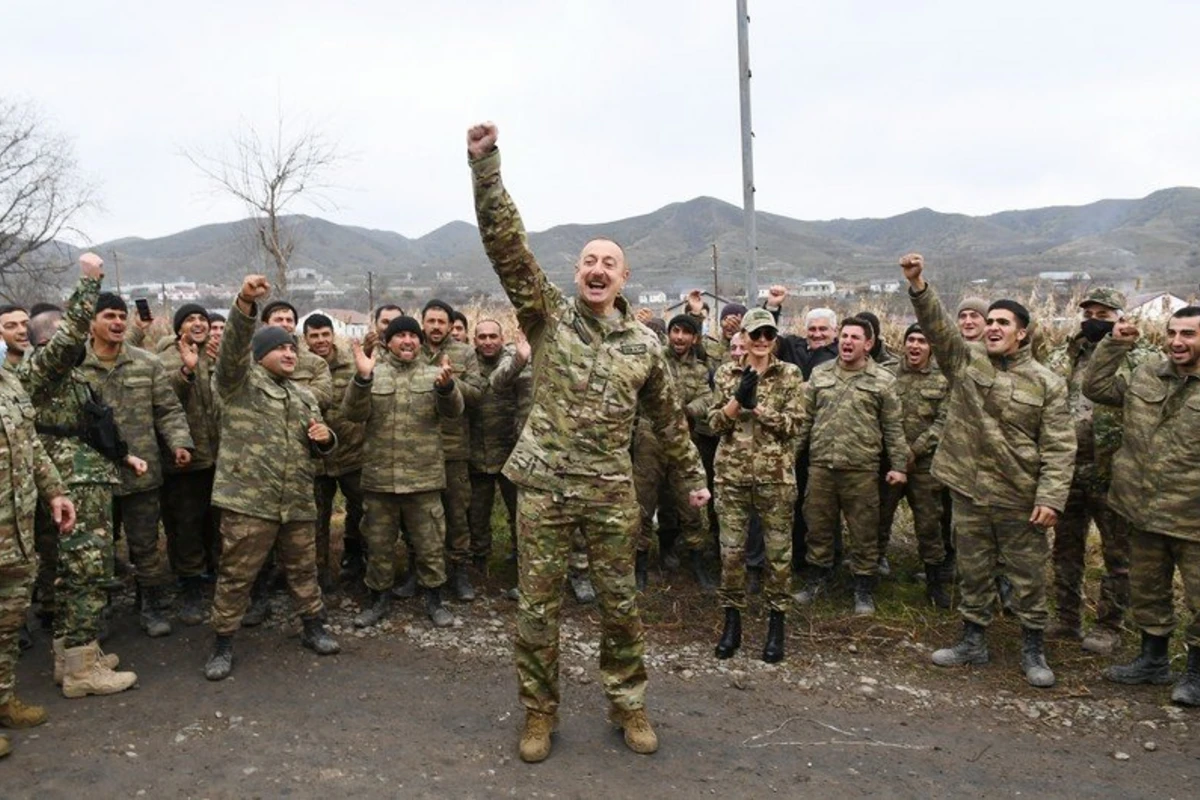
[425,339,483,463]
[1079,287,1127,310]
[804,466,883,575]
[488,347,533,432]
[910,283,1076,512]
[77,340,193,496]
[1052,470,1129,630]
[708,355,804,485]
[158,339,220,472]
[469,347,519,475]
[893,359,949,471]
[442,460,472,566]
[632,417,706,553]
[210,303,333,524]
[53,483,112,646]
[318,342,366,478]
[1083,340,1200,541]
[796,360,909,473]
[715,482,794,611]
[362,489,446,590]
[1127,527,1200,646]
[209,510,324,635]
[665,346,715,438]
[113,489,170,587]
[0,563,35,704]
[880,471,947,566]
[342,351,464,495]
[292,347,334,411]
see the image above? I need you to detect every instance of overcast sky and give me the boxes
[6,0,1199,245]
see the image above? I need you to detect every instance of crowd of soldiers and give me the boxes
[0,123,1194,765]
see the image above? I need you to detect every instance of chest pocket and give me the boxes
[122,374,152,402]
[1004,384,1045,440]
[1126,375,1167,433]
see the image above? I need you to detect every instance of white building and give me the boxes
[868,280,902,294]
[1038,271,1092,283]
[638,291,668,305]
[300,308,370,340]
[796,279,836,297]
[1129,292,1189,322]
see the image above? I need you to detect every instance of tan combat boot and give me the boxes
[62,643,138,699]
[0,696,47,728]
[518,709,557,763]
[609,705,658,755]
[53,638,119,685]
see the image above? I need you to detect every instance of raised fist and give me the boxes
[1112,320,1140,342]
[79,252,104,280]
[685,289,705,316]
[239,275,270,302]
[766,285,787,307]
[467,122,498,160]
[899,253,925,286]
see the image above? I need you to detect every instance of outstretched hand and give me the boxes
[351,339,377,378]
[467,122,498,160]
[434,354,455,388]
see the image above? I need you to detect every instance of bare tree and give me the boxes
[184,110,341,295]
[0,98,97,301]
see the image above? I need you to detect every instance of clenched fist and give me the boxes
[467,122,498,160]
[899,253,925,290]
[79,252,104,280]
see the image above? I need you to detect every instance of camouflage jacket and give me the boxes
[15,275,120,488]
[77,339,194,496]
[700,334,730,363]
[1045,335,1158,486]
[796,360,909,472]
[157,337,220,473]
[893,359,949,472]
[472,148,704,494]
[317,342,366,477]
[666,346,716,438]
[210,303,334,523]
[910,283,1076,512]
[470,347,519,474]
[424,339,482,463]
[708,355,804,485]
[0,368,68,567]
[293,347,334,411]
[490,347,533,432]
[1083,339,1200,541]
[873,346,901,374]
[344,351,464,494]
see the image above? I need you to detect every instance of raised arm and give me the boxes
[1082,322,1141,406]
[901,254,969,378]
[19,254,103,399]
[215,275,269,399]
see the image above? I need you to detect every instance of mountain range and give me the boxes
[81,187,1200,298]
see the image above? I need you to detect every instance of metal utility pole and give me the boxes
[711,244,720,299]
[111,250,122,295]
[736,0,758,303]
[367,270,375,316]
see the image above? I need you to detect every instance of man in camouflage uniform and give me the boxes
[792,317,909,616]
[0,305,30,370]
[304,314,365,591]
[79,293,194,638]
[450,310,470,344]
[877,324,951,607]
[1085,307,1200,705]
[468,122,708,763]
[685,291,743,363]
[902,253,1075,688]
[203,276,340,681]
[0,337,76,756]
[422,299,484,601]
[19,254,138,699]
[157,303,221,625]
[345,316,463,629]
[361,304,404,358]
[708,308,803,662]
[1045,288,1153,654]
[468,319,520,571]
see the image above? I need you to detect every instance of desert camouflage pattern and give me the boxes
[0,563,35,705]
[292,347,334,412]
[318,342,366,478]
[707,355,804,486]
[158,338,219,472]
[362,489,446,590]
[715,482,794,611]
[795,360,909,473]
[1127,527,1200,647]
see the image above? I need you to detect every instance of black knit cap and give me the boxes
[667,314,699,335]
[260,300,299,324]
[173,303,209,334]
[903,322,923,341]
[95,292,127,316]
[384,315,425,345]
[251,326,296,361]
[987,299,1031,328]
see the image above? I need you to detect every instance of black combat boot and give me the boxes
[451,565,476,602]
[689,549,716,592]
[635,550,649,592]
[177,576,206,626]
[1171,647,1200,707]
[1105,631,1172,685]
[714,607,741,659]
[353,590,391,628]
[139,586,172,638]
[1020,627,1055,688]
[762,610,786,664]
[852,575,876,616]
[241,571,271,627]
[925,563,951,610]
[204,635,234,681]
[932,620,989,667]
[792,566,829,606]
[392,567,419,599]
[300,616,340,655]
[425,586,454,628]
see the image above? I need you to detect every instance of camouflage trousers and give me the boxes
[633,433,707,555]
[54,484,114,647]
[442,460,472,566]
[515,484,645,715]
[162,468,218,579]
[951,492,1049,629]
[0,563,35,705]
[468,470,517,561]
[879,471,948,566]
[1128,527,1200,647]
[315,470,364,579]
[113,489,170,588]
[805,467,880,576]
[362,490,446,591]
[210,511,324,635]
[715,482,795,612]
[1051,468,1130,630]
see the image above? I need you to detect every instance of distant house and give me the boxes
[637,291,668,305]
[867,280,902,294]
[1129,292,1188,322]
[301,308,369,340]
[1038,271,1091,284]
[796,280,836,297]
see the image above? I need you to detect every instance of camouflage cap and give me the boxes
[1079,287,1126,311]
[741,308,777,333]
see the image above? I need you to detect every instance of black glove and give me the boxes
[734,367,759,410]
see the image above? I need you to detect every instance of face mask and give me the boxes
[1080,318,1115,343]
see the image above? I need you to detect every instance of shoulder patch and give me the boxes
[620,344,648,355]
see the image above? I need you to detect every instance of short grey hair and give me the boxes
[804,308,837,328]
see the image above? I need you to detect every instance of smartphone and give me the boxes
[134,298,152,322]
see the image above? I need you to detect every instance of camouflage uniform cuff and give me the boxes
[470,147,501,177]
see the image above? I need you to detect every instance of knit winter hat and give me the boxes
[173,303,209,335]
[251,326,296,361]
